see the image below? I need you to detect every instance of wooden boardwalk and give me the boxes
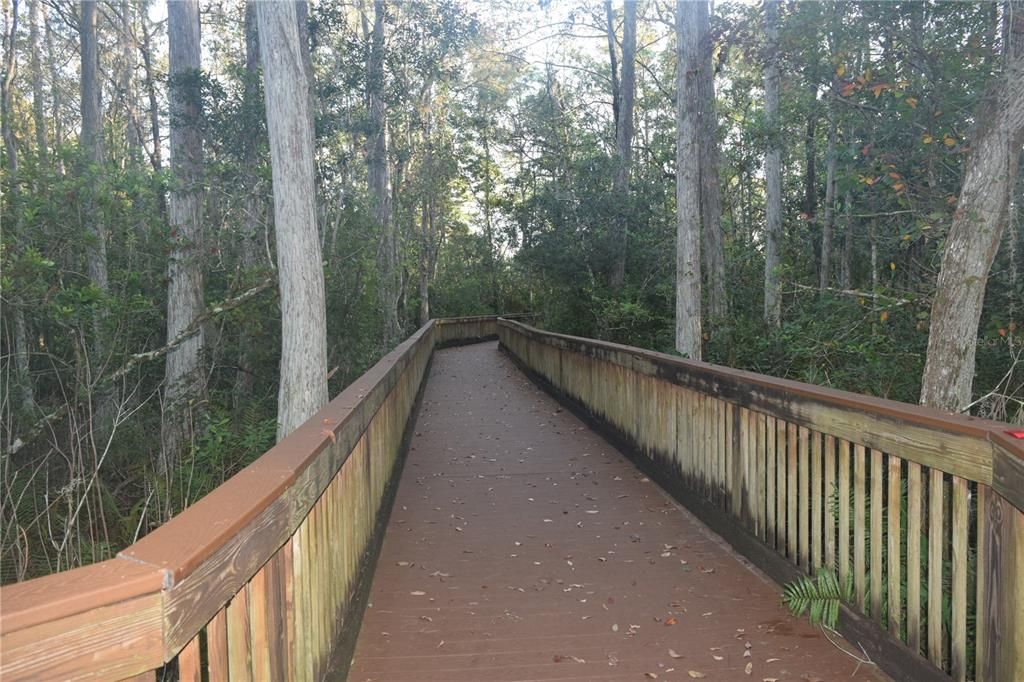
[348,342,888,682]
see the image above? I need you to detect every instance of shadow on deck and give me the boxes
[349,342,886,682]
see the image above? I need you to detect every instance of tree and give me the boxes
[676,0,702,360]
[162,0,206,470]
[920,6,1024,412]
[762,0,782,327]
[256,0,328,439]
[608,0,636,289]
[697,0,726,321]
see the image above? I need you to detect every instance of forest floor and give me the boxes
[348,342,888,681]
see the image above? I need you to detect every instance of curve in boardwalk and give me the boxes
[349,342,887,682]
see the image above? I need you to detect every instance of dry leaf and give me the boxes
[669,649,683,659]
[688,672,706,679]
[645,673,659,679]
[712,655,724,661]
[665,617,678,626]
[745,661,753,675]
[410,590,426,596]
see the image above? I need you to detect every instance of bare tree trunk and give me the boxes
[921,10,1024,411]
[256,0,328,439]
[161,0,206,470]
[840,186,853,289]
[697,0,726,320]
[118,0,142,161]
[418,200,431,325]
[368,0,399,346]
[869,219,878,291]
[28,0,46,163]
[819,112,836,290]
[763,0,783,327]
[233,0,262,409]
[80,0,109,313]
[140,14,163,175]
[675,0,702,360]
[2,0,18,174]
[609,0,635,290]
[43,3,62,152]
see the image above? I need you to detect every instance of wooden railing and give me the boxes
[0,315,509,681]
[498,319,1024,682]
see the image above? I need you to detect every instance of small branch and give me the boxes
[788,282,918,307]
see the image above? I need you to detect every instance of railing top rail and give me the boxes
[499,319,1024,510]
[1,316,511,644]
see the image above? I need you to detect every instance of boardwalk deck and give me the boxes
[348,342,888,682]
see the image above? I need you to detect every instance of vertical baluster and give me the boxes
[724,401,734,506]
[227,585,253,682]
[208,606,229,681]
[838,440,851,591]
[766,416,777,549]
[951,476,968,681]
[854,444,867,611]
[871,449,884,621]
[777,420,788,553]
[888,455,902,638]
[249,565,272,681]
[738,406,750,522]
[928,468,944,668]
[974,484,987,682]
[907,461,922,655]
[824,435,836,571]
[178,634,202,682]
[798,427,810,571]
[756,412,767,541]
[788,422,798,561]
[811,431,822,571]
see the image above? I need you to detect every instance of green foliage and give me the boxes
[783,568,853,628]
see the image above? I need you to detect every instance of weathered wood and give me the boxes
[207,606,229,681]
[838,439,851,589]
[979,489,1024,681]
[888,455,902,638]
[0,593,163,681]
[756,412,767,541]
[177,634,202,682]
[871,449,883,622]
[249,566,272,681]
[854,444,867,611]
[777,419,788,553]
[226,587,252,682]
[811,430,822,570]
[928,467,944,667]
[799,426,810,572]
[975,483,987,681]
[951,476,968,681]
[907,461,922,655]
[766,416,777,549]
[788,422,798,561]
[824,434,836,570]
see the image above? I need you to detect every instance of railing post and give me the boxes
[979,490,1024,681]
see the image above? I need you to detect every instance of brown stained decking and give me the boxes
[348,342,888,682]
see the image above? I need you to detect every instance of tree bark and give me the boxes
[80,0,109,306]
[43,3,62,152]
[28,0,47,162]
[819,119,836,290]
[2,0,19,175]
[609,0,635,290]
[840,185,853,289]
[256,0,328,440]
[118,0,142,160]
[233,0,263,409]
[140,13,163,175]
[697,0,726,320]
[920,9,1024,411]
[368,0,400,346]
[161,0,207,470]
[762,0,783,327]
[675,0,702,360]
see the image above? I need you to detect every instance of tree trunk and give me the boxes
[675,0,702,360]
[762,0,782,327]
[609,0,635,290]
[819,114,836,290]
[28,0,46,163]
[118,0,142,161]
[257,0,328,440]
[43,3,62,153]
[418,200,431,326]
[368,0,400,346]
[840,186,853,289]
[80,1,109,312]
[2,0,18,175]
[140,14,163,175]
[697,0,727,320]
[233,0,263,409]
[920,10,1024,411]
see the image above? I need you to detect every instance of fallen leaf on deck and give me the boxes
[688,671,706,679]
[665,617,678,626]
[745,661,753,675]
[668,649,682,659]
[712,655,723,661]
[410,591,426,596]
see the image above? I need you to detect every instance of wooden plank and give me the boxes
[838,440,851,589]
[756,412,767,541]
[777,419,788,554]
[788,422,798,561]
[975,484,987,682]
[951,476,968,682]
[854,444,867,612]
[928,467,944,668]
[226,585,252,682]
[249,566,272,682]
[266,547,288,681]
[871,449,884,622]
[766,416,777,549]
[824,434,836,571]
[907,461,922,655]
[799,426,810,572]
[177,634,202,682]
[888,455,902,638]
[812,430,822,571]
[978,490,1024,681]
[0,593,163,682]
[207,606,229,681]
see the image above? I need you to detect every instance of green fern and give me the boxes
[782,568,853,628]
